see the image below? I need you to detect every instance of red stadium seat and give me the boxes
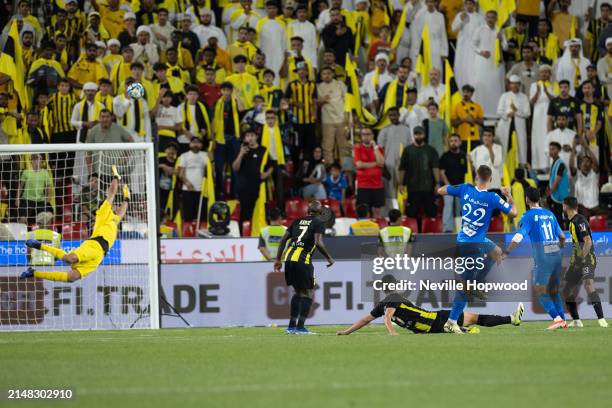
[402,217,419,233]
[242,220,251,237]
[344,196,357,218]
[285,198,308,220]
[589,215,607,231]
[182,221,197,237]
[421,217,442,233]
[231,202,240,221]
[488,216,504,232]
[62,222,88,240]
[374,217,388,228]
[321,198,341,217]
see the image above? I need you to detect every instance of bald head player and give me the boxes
[275,200,335,334]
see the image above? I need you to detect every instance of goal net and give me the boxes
[0,143,159,330]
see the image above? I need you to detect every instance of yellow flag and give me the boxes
[251,150,269,237]
[502,130,519,186]
[390,5,408,49]
[344,56,377,125]
[496,0,516,28]
[416,22,432,87]
[443,59,461,130]
[200,157,216,214]
[2,20,29,110]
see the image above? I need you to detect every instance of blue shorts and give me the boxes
[456,238,498,279]
[532,253,562,286]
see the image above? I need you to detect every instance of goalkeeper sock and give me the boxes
[553,292,566,320]
[538,293,559,320]
[476,314,511,327]
[288,294,300,328]
[566,301,580,320]
[34,271,68,282]
[588,292,604,319]
[40,244,67,261]
[297,297,313,328]
[449,291,468,322]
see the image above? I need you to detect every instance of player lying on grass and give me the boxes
[20,166,129,283]
[504,187,568,330]
[337,276,524,336]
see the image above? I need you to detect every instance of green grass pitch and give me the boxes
[1,322,611,408]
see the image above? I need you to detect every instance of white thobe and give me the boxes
[546,128,576,170]
[194,24,228,50]
[409,9,448,73]
[417,83,445,105]
[288,20,318,69]
[451,10,485,88]
[472,24,505,118]
[399,105,428,138]
[496,91,531,164]
[529,81,556,170]
[258,18,286,77]
[555,56,590,96]
[362,69,393,103]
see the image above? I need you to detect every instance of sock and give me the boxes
[553,292,566,320]
[565,301,580,320]
[296,297,313,328]
[538,293,559,320]
[34,271,68,282]
[476,314,512,327]
[475,255,496,282]
[40,244,67,260]
[588,292,604,319]
[449,291,468,321]
[288,294,300,328]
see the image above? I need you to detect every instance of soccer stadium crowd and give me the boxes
[0,0,611,239]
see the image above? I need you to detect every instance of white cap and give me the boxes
[136,26,152,36]
[355,0,369,4]
[200,7,212,16]
[375,53,389,63]
[64,0,77,4]
[107,39,120,47]
[508,74,521,83]
[606,37,612,46]
[95,41,106,48]
[83,82,98,91]
[123,12,136,20]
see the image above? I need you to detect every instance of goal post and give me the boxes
[0,143,159,330]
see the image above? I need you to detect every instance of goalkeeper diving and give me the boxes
[19,166,129,282]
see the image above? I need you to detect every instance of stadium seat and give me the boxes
[421,217,442,233]
[321,198,341,217]
[343,197,357,218]
[589,215,607,231]
[231,202,240,221]
[242,220,251,237]
[62,223,88,240]
[401,217,419,233]
[374,217,388,228]
[285,198,308,220]
[488,216,504,232]
[182,221,197,238]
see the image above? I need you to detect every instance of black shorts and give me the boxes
[565,262,596,286]
[356,187,385,209]
[429,310,464,333]
[284,261,314,290]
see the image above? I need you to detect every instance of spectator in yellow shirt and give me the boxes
[67,43,109,90]
[349,204,381,236]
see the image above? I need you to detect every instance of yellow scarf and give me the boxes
[200,156,216,213]
[213,96,240,143]
[95,93,113,111]
[121,95,145,136]
[572,58,581,87]
[494,36,502,66]
[182,101,212,139]
[79,99,103,123]
[353,10,370,56]
[251,148,269,236]
[261,125,285,165]
[376,80,408,129]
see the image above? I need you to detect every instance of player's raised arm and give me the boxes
[500,187,518,218]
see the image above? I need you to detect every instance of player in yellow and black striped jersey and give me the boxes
[337,276,524,336]
[561,197,608,327]
[285,62,317,162]
[275,201,334,334]
[48,78,77,180]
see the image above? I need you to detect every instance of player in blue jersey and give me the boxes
[438,165,518,333]
[504,187,568,330]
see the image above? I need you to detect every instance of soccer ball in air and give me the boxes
[127,82,145,99]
